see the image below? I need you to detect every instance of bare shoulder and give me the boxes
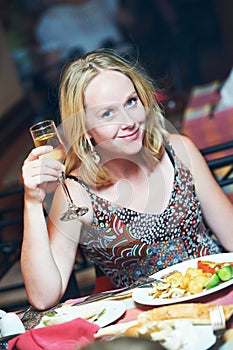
[168,133,198,152]
[168,133,200,169]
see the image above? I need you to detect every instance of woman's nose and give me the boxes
[120,108,135,129]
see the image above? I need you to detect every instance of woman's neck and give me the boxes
[103,154,149,181]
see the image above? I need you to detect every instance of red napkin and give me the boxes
[8,318,99,350]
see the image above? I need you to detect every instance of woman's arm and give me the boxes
[169,134,233,251]
[21,146,91,310]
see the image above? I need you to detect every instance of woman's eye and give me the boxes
[102,110,113,119]
[126,97,137,108]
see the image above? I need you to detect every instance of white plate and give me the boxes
[36,300,126,328]
[93,300,126,327]
[155,322,215,350]
[132,252,233,306]
[193,325,215,350]
[160,323,215,350]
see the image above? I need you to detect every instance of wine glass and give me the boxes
[30,120,88,221]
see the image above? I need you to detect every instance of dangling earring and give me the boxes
[87,137,100,164]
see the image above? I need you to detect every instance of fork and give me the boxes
[71,276,164,306]
[208,305,226,350]
[15,305,32,321]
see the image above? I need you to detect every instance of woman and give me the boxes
[21,50,233,310]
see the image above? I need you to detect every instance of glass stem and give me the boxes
[59,172,74,206]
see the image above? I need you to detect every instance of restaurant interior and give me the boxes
[0,0,233,341]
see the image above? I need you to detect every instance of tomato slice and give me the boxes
[197,260,216,274]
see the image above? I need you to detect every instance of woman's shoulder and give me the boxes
[167,133,200,169]
[168,133,195,148]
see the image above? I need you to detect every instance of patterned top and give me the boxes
[67,143,222,287]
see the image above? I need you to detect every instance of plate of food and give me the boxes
[96,302,233,350]
[36,300,126,328]
[132,253,233,306]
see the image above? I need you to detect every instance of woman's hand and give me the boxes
[22,146,65,203]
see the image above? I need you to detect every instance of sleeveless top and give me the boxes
[67,143,222,288]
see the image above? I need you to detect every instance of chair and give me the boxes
[0,185,26,310]
[200,140,233,200]
[0,186,24,282]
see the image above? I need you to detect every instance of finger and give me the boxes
[33,157,64,171]
[24,174,60,190]
[25,146,53,162]
[23,154,65,173]
[32,163,63,178]
[23,162,63,184]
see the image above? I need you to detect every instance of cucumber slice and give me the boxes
[205,273,220,290]
[216,265,233,282]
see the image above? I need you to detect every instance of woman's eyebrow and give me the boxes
[95,103,116,113]
[127,90,137,98]
[86,90,137,113]
[86,103,116,117]
[122,90,137,103]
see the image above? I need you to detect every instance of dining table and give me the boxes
[5,275,233,350]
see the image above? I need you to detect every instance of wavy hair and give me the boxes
[59,49,167,188]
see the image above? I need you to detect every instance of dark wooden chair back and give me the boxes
[201,140,233,201]
[0,186,24,282]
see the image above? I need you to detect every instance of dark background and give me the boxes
[0,0,233,124]
[1,0,233,84]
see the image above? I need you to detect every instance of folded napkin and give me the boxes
[8,318,99,350]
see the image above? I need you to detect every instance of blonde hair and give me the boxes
[59,49,167,188]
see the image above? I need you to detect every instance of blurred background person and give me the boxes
[26,0,131,121]
[34,0,129,84]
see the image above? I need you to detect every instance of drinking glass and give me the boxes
[30,120,88,221]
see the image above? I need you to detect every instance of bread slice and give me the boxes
[138,303,233,325]
[95,303,233,338]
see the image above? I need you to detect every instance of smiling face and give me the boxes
[84,70,147,159]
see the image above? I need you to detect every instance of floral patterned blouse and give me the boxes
[67,143,222,288]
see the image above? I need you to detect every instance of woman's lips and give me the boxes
[118,129,140,141]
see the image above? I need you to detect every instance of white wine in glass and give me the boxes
[30,120,88,221]
[33,132,66,162]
